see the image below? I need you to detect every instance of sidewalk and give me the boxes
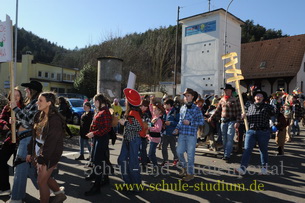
[1,127,305,202]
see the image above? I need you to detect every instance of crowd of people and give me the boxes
[0,80,305,202]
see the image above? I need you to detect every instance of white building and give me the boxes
[179,9,244,96]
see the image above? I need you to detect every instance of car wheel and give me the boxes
[72,114,80,125]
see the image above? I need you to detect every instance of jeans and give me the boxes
[220,121,236,158]
[176,134,197,175]
[118,137,141,185]
[162,134,178,161]
[79,137,91,155]
[292,119,300,136]
[140,138,148,165]
[148,141,158,166]
[11,136,38,200]
[240,129,270,169]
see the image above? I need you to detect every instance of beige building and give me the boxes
[0,54,79,95]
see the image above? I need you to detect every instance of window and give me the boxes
[45,72,49,78]
[63,73,67,80]
[57,73,61,81]
[277,80,285,90]
[38,71,42,77]
[67,74,71,81]
[51,73,55,79]
[260,61,266,69]
[71,75,75,81]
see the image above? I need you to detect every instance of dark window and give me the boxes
[277,80,285,90]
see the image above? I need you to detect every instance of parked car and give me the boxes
[58,93,88,101]
[67,98,93,125]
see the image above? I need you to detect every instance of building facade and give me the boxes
[0,54,79,94]
[240,34,305,95]
[179,9,244,96]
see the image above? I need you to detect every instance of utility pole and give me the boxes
[14,0,18,81]
[173,6,180,96]
[208,0,211,11]
[223,0,234,86]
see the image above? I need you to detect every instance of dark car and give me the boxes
[67,98,92,125]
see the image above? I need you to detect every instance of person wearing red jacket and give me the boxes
[0,89,24,196]
[84,93,112,196]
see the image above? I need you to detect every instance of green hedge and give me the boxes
[67,124,80,136]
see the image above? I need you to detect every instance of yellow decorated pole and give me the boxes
[9,62,16,143]
[222,52,249,131]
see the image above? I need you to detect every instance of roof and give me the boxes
[241,34,305,79]
[179,8,244,25]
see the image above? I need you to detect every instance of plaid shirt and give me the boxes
[90,106,112,137]
[210,96,242,123]
[13,99,38,129]
[247,103,275,130]
[176,103,204,136]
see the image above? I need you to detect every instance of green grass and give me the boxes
[67,124,80,135]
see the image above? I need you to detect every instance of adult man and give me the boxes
[208,84,242,162]
[236,89,275,175]
[174,88,204,181]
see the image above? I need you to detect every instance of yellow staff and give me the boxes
[222,52,248,131]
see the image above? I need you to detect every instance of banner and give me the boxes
[0,15,13,62]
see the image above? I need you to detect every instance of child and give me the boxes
[75,102,93,160]
[148,101,165,176]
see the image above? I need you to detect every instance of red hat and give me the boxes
[123,88,141,106]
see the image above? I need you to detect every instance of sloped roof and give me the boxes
[241,34,305,79]
[179,8,244,25]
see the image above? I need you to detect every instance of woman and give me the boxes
[9,80,43,202]
[118,88,144,192]
[75,102,93,160]
[58,97,74,138]
[26,92,66,203]
[84,93,112,196]
[0,88,24,196]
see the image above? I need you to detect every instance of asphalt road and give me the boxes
[1,127,305,203]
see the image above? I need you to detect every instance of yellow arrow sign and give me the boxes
[227,75,244,83]
[225,69,242,74]
[222,52,237,59]
[224,58,238,68]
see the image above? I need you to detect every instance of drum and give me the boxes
[202,120,212,137]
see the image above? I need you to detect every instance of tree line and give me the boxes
[14,20,287,98]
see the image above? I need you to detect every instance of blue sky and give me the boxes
[1,0,305,50]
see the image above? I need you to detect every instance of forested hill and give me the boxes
[15,20,287,66]
[15,27,68,64]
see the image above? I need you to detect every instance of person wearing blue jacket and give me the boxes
[173,88,204,182]
[161,99,180,166]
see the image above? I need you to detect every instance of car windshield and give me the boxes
[70,99,84,107]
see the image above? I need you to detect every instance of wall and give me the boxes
[180,10,243,97]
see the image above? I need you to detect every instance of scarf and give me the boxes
[129,110,146,138]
